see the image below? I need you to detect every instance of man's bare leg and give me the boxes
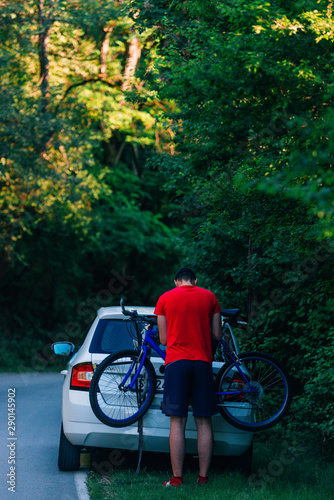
[169,416,187,477]
[194,416,213,477]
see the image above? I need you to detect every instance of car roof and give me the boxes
[97,306,156,319]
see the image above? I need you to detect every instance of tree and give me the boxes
[0,0,180,368]
[134,0,334,454]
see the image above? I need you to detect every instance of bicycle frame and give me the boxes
[122,322,254,399]
[118,325,164,391]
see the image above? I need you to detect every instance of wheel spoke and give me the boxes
[216,353,291,431]
[89,350,156,427]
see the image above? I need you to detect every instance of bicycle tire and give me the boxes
[216,351,292,432]
[89,349,157,428]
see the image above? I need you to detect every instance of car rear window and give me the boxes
[89,319,136,354]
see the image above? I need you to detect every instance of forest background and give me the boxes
[0,0,333,458]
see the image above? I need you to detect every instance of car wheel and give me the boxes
[58,424,81,471]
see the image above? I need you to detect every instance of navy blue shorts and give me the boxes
[162,360,218,417]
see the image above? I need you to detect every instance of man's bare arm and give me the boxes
[157,315,167,345]
[211,312,222,342]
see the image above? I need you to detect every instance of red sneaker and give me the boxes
[197,475,209,485]
[163,476,183,487]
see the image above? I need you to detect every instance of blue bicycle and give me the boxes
[89,299,292,432]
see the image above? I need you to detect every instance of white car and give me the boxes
[52,306,253,473]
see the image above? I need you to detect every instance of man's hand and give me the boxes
[157,315,167,345]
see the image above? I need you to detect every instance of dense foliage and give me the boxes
[0,0,333,457]
[132,0,334,456]
[0,0,180,368]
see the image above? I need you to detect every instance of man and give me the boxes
[154,267,222,487]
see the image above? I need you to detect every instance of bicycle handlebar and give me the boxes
[120,297,138,317]
[120,298,157,326]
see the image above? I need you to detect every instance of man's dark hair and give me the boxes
[174,267,196,284]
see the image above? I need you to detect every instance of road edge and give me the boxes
[75,470,90,500]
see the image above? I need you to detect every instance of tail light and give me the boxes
[225,376,245,401]
[70,363,94,391]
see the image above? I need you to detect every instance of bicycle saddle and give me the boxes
[221,308,240,316]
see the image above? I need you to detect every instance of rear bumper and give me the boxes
[62,387,253,456]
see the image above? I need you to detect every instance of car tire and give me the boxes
[58,424,81,471]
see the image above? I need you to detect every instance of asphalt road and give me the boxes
[0,372,89,500]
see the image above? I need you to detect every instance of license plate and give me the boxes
[156,376,164,393]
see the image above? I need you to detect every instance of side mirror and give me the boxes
[51,341,75,357]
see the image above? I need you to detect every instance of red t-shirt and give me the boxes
[154,285,221,365]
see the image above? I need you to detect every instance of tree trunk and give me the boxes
[100,25,113,78]
[37,0,51,111]
[100,30,142,171]
[122,37,141,92]
[247,236,261,326]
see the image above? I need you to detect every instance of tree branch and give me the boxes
[54,77,121,115]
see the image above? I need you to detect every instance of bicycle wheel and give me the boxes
[89,349,156,428]
[216,352,292,432]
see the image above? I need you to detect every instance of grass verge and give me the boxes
[86,438,334,500]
